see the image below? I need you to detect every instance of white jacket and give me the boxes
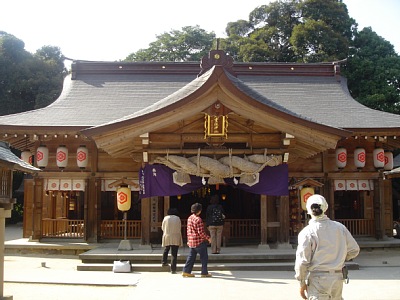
[161,215,183,247]
[294,215,360,285]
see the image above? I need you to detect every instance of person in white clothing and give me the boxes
[294,194,360,300]
[161,208,183,274]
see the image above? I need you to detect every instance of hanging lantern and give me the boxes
[335,147,347,169]
[384,151,394,171]
[354,147,366,169]
[56,145,68,169]
[373,148,385,169]
[76,145,89,169]
[117,186,131,211]
[300,187,315,211]
[36,145,49,169]
[21,150,32,165]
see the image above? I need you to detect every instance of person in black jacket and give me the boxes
[206,195,225,254]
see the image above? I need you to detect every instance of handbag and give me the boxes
[113,260,131,273]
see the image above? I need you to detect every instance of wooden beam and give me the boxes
[139,148,286,155]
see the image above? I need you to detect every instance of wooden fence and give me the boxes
[40,218,374,239]
[336,219,375,236]
[42,219,84,238]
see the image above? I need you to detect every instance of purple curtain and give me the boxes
[223,164,289,196]
[139,163,288,199]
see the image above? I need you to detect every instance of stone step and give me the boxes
[77,261,359,272]
[78,252,296,264]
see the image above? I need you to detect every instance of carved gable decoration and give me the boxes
[198,50,234,77]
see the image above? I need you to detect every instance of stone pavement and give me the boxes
[3,224,400,300]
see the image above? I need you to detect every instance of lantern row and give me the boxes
[21,145,89,169]
[335,147,393,170]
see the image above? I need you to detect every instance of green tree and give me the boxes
[344,27,400,113]
[32,46,67,109]
[224,1,300,62]
[125,26,215,62]
[0,32,66,115]
[290,0,356,62]
[224,0,356,63]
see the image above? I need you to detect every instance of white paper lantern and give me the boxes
[56,145,68,169]
[373,148,385,169]
[335,147,347,169]
[354,148,366,169]
[76,145,89,169]
[36,145,49,169]
[384,151,394,170]
[117,186,131,211]
[21,150,32,164]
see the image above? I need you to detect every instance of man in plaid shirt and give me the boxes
[182,203,212,277]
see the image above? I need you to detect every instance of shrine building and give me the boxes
[0,49,399,246]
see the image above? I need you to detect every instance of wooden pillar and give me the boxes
[32,177,43,240]
[378,175,387,239]
[23,179,34,238]
[164,196,170,216]
[278,195,289,243]
[141,197,151,245]
[373,178,386,240]
[85,177,99,242]
[327,179,335,220]
[259,194,269,248]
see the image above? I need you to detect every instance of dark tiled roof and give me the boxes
[0,61,399,132]
[239,75,400,129]
[0,73,197,128]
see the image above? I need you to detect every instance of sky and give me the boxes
[1,0,399,64]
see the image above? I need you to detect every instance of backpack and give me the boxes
[211,206,224,224]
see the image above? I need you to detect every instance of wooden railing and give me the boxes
[100,220,142,239]
[227,219,261,238]
[42,219,84,238]
[40,218,375,240]
[336,219,375,236]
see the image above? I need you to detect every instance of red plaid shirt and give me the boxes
[186,213,210,248]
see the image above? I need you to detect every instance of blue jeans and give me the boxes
[182,241,208,275]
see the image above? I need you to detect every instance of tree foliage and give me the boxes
[0,32,66,116]
[343,27,400,113]
[1,0,400,116]
[224,0,356,62]
[125,26,215,62]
